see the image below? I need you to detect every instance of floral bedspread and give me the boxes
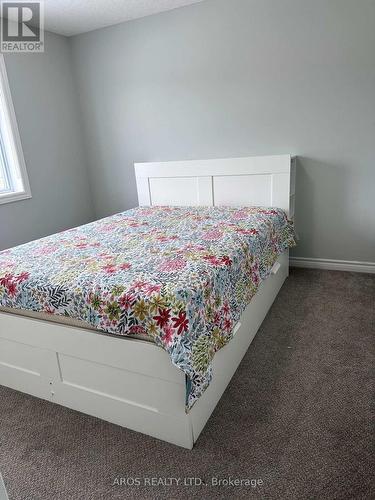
[0,206,295,410]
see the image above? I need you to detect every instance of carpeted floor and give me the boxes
[0,268,374,500]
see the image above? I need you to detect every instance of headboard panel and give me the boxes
[135,155,296,218]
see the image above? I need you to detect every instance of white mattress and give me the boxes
[0,306,155,342]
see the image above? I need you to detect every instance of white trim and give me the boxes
[0,55,32,205]
[290,257,375,274]
[0,190,32,205]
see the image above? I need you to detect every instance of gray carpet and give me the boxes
[0,269,374,500]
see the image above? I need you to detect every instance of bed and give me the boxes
[0,154,296,448]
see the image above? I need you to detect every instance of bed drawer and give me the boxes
[0,338,56,399]
[56,353,184,414]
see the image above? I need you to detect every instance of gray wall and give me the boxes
[0,31,94,250]
[71,0,375,262]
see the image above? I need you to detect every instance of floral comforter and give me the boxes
[0,206,295,410]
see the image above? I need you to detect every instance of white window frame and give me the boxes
[0,54,31,205]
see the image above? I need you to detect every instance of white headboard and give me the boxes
[135,154,296,218]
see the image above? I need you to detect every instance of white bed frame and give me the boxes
[0,154,296,449]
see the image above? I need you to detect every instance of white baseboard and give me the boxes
[290,257,375,274]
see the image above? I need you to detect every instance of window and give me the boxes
[0,55,31,204]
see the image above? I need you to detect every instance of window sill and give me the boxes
[0,190,32,205]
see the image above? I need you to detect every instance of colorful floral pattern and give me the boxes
[0,206,295,410]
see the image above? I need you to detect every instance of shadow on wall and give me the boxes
[292,156,353,260]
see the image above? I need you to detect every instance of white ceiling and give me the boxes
[40,0,204,37]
